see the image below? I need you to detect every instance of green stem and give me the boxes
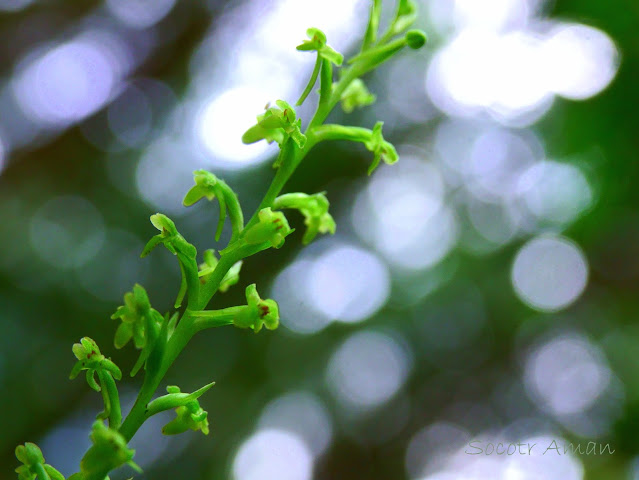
[296,54,321,106]
[118,369,161,441]
[244,140,300,229]
[310,124,372,143]
[190,306,242,331]
[98,370,122,429]
[177,252,200,310]
[217,180,245,242]
[198,251,243,308]
[33,463,51,480]
[319,58,332,105]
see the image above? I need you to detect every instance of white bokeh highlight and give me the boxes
[326,330,411,410]
[524,334,611,416]
[352,156,458,270]
[426,14,619,123]
[307,245,390,323]
[511,235,588,311]
[232,429,313,480]
[517,161,593,225]
[13,34,125,126]
[106,0,176,29]
[196,87,275,166]
[258,391,332,457]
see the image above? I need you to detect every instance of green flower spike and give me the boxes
[157,385,212,436]
[111,284,164,376]
[183,170,244,242]
[364,121,398,174]
[79,421,141,480]
[295,28,344,106]
[70,338,123,428]
[340,79,376,113]
[198,249,243,292]
[242,100,306,150]
[15,443,65,480]
[242,207,292,249]
[141,214,199,309]
[234,284,279,333]
[273,192,336,244]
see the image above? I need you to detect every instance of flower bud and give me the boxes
[405,29,427,49]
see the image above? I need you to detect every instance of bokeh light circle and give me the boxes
[511,235,588,311]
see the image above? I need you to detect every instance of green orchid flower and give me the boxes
[160,386,211,436]
[364,121,398,174]
[190,283,279,333]
[273,192,336,244]
[242,100,306,149]
[78,422,140,480]
[198,249,243,292]
[340,79,376,113]
[141,214,199,309]
[242,207,292,249]
[69,338,123,427]
[183,170,244,242]
[15,443,65,480]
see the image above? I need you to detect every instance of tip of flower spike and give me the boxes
[405,29,427,49]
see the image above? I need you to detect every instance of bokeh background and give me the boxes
[1,0,637,478]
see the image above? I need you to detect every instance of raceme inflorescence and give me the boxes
[14,2,426,478]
